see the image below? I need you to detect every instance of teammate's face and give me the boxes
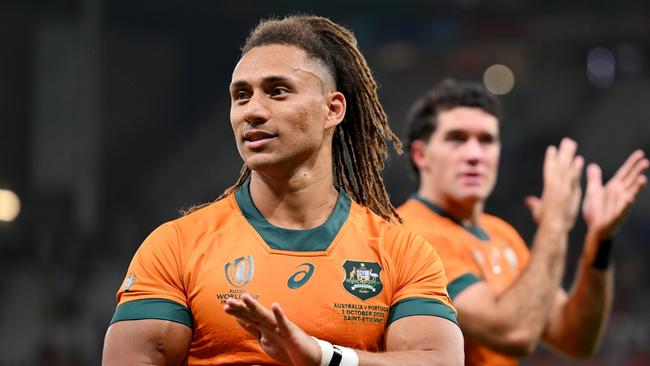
[419,107,500,205]
[229,44,343,177]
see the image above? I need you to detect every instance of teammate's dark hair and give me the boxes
[187,15,402,222]
[405,78,501,179]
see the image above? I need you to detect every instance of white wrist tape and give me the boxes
[315,338,359,366]
[316,338,334,366]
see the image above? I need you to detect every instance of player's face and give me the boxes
[229,44,338,177]
[422,107,500,205]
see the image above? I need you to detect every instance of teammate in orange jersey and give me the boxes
[397,78,649,365]
[102,16,464,366]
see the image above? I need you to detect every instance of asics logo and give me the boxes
[287,263,314,289]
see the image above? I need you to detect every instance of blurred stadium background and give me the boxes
[0,0,648,365]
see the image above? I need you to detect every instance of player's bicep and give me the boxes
[102,319,191,366]
[385,315,463,364]
[453,281,498,332]
[454,281,532,356]
[453,282,513,344]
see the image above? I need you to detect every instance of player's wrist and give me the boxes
[591,237,613,270]
[538,213,571,233]
[314,338,359,366]
[583,231,614,270]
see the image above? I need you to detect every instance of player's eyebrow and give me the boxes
[444,129,469,139]
[230,75,292,90]
[444,129,499,141]
[482,131,500,141]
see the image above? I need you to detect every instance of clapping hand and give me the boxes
[582,150,648,241]
[224,294,321,366]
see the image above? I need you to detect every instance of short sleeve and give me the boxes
[111,222,192,328]
[418,231,482,300]
[384,229,458,326]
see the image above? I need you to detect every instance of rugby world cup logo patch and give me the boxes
[343,260,383,301]
[225,255,254,287]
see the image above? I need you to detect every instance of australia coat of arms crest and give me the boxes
[342,260,383,301]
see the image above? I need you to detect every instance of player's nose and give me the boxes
[243,94,271,126]
[462,138,483,163]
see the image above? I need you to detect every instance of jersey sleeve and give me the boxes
[418,230,482,300]
[111,222,192,328]
[384,228,458,326]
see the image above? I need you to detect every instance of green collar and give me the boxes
[412,194,490,241]
[235,181,351,251]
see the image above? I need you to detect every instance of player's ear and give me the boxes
[324,91,346,129]
[411,140,429,170]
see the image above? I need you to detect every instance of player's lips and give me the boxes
[243,130,277,148]
[458,172,484,184]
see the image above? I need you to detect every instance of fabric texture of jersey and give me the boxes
[397,196,530,366]
[112,185,457,365]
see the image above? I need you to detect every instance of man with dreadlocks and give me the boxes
[103,15,463,366]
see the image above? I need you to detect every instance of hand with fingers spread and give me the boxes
[582,150,649,242]
[224,294,321,366]
[525,138,585,231]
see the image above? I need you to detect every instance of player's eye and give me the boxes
[445,131,468,143]
[479,134,497,144]
[232,89,251,101]
[270,86,289,97]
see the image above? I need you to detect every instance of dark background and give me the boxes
[0,1,648,365]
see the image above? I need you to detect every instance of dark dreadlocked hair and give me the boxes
[405,78,501,179]
[186,15,402,222]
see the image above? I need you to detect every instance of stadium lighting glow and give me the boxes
[0,189,21,222]
[483,64,515,95]
[587,47,615,89]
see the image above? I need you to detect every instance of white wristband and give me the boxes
[315,338,334,366]
[314,337,359,366]
[333,344,359,366]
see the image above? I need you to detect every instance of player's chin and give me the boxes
[462,183,494,197]
[457,189,489,203]
[243,154,282,173]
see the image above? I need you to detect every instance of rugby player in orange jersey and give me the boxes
[102,16,464,366]
[397,79,648,365]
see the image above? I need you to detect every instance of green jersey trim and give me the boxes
[235,180,351,251]
[448,273,481,300]
[412,195,490,241]
[387,297,458,326]
[110,298,193,329]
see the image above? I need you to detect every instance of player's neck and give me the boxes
[417,189,484,226]
[249,169,339,230]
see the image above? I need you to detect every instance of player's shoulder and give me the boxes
[396,197,428,218]
[380,221,446,268]
[397,198,452,226]
[479,212,527,248]
[354,202,436,251]
[397,199,459,243]
[479,212,518,233]
[161,193,242,243]
[176,193,236,222]
[346,199,417,242]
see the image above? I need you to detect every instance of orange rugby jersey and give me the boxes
[112,184,457,366]
[398,196,530,366]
